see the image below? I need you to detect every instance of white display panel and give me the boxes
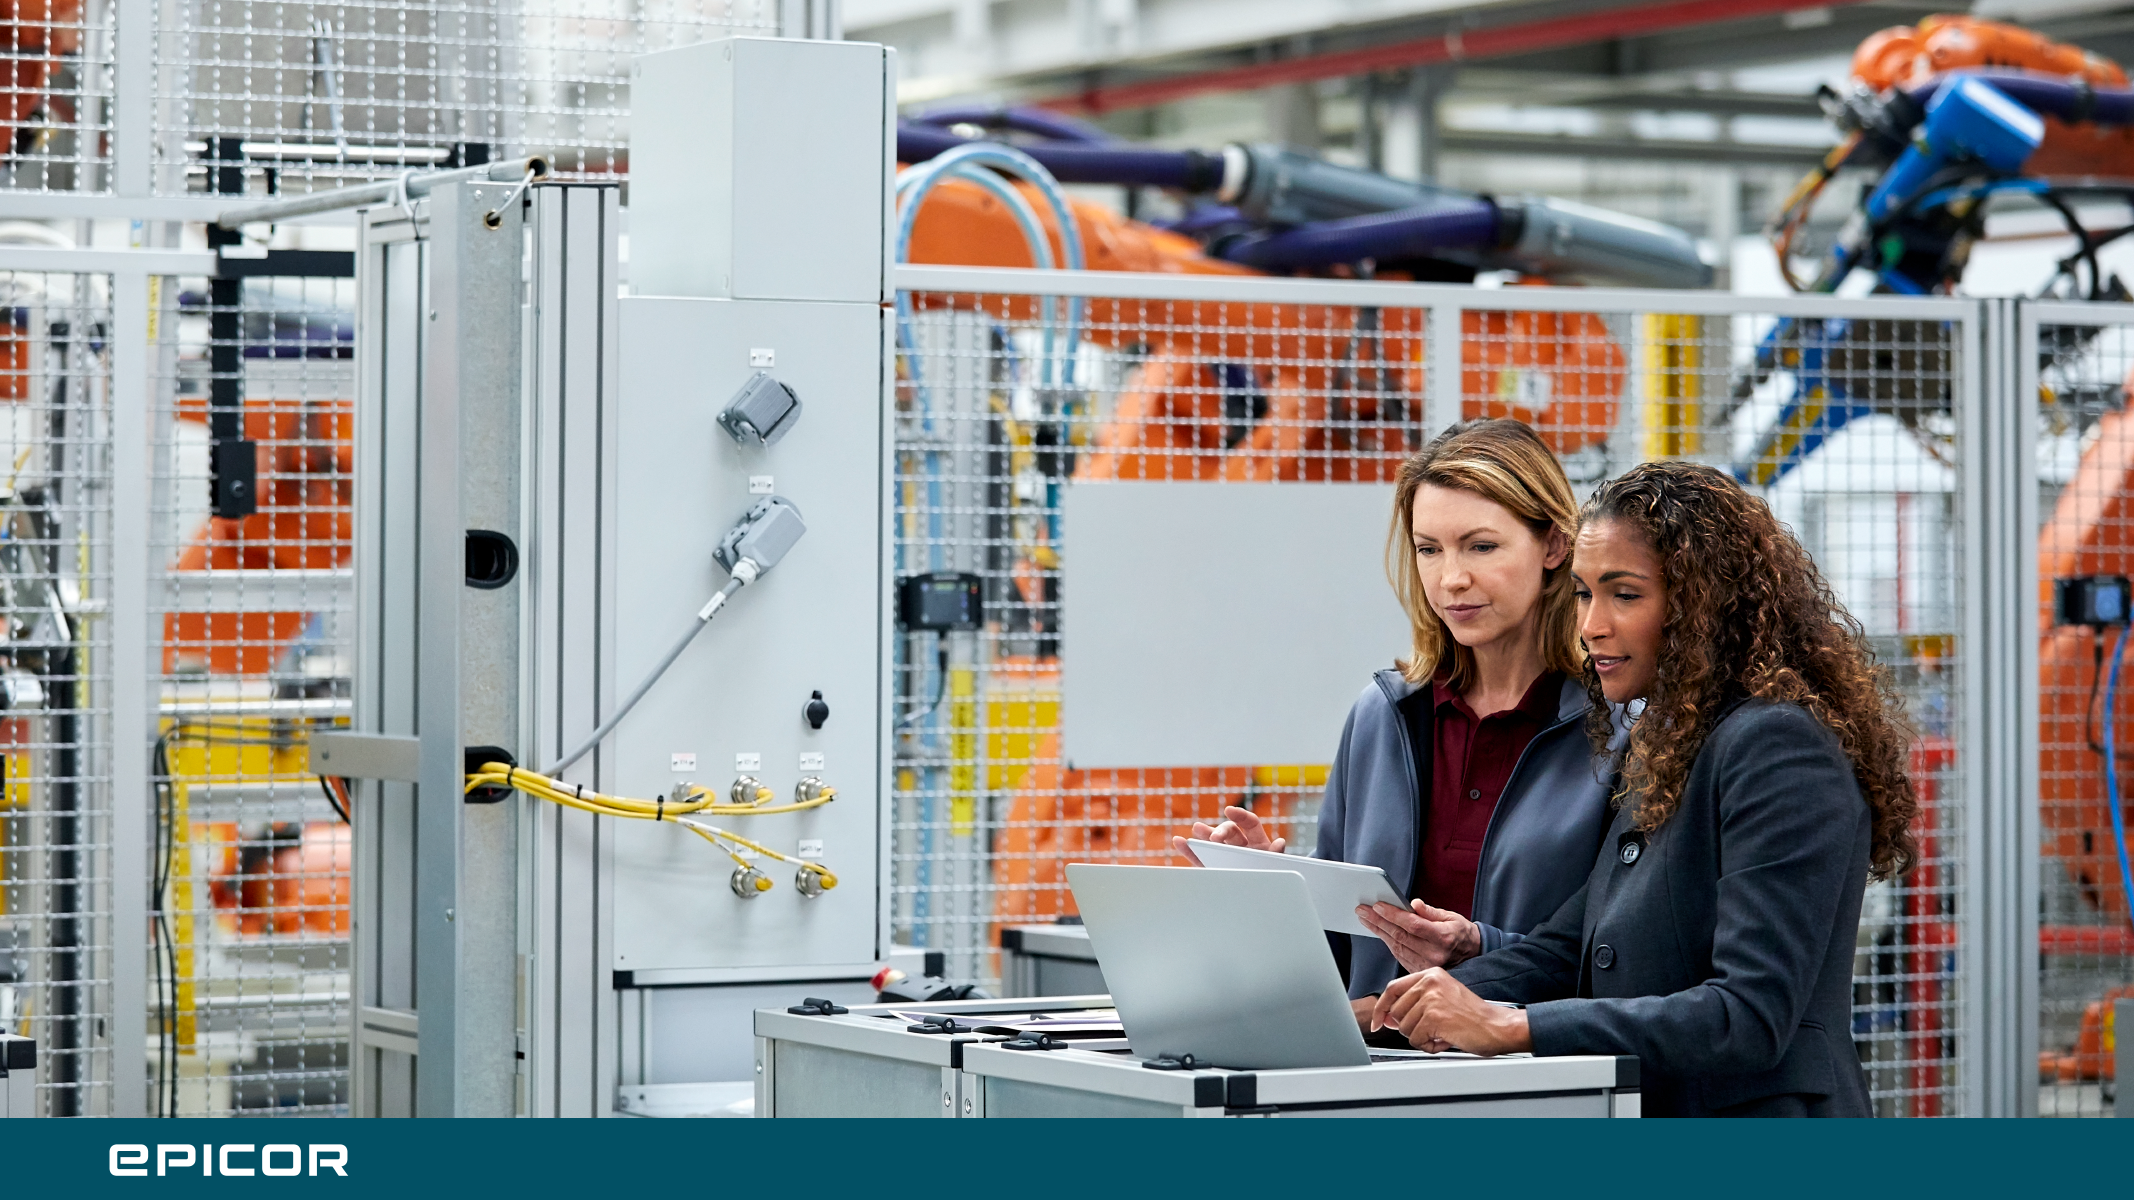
[1062,481,1410,768]
[610,296,884,979]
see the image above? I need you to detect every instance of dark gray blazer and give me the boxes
[1316,669,1616,999]
[1450,698,1876,1117]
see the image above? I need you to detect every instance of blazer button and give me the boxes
[1619,841,1641,865]
[1594,944,1616,969]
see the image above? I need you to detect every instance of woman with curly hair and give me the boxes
[1369,459,1918,1117]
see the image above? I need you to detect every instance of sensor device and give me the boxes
[2057,575,2132,628]
[897,572,983,630]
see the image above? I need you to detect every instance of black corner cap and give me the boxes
[1615,1055,1640,1089]
[787,997,850,1017]
[612,970,635,990]
[925,950,946,978]
[1224,1074,1256,1108]
[464,746,516,803]
[1193,1075,1223,1108]
[1,1037,32,1070]
[999,929,1024,952]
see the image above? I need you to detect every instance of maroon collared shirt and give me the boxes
[1409,670,1564,918]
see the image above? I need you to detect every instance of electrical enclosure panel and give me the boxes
[628,37,891,304]
[610,296,886,981]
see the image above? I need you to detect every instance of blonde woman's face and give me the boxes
[1409,484,1566,657]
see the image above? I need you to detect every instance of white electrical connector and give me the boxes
[544,497,808,775]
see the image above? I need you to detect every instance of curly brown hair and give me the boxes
[1580,461,1919,880]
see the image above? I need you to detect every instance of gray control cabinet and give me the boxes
[609,295,888,981]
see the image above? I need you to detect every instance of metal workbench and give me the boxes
[754,998,1639,1117]
[998,924,1105,998]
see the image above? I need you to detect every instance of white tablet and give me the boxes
[1186,840,1405,938]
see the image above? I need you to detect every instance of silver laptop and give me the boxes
[1066,863,1372,1070]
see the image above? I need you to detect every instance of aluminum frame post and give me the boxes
[415,181,524,1117]
[351,181,524,1118]
[1968,297,2039,1117]
[520,183,622,1117]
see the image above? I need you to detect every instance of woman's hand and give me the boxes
[1356,900,1482,971]
[1170,806,1284,865]
[1369,968,1532,1056]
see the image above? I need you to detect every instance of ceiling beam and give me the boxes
[1040,0,1875,114]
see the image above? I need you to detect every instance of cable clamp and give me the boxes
[906,1015,963,1035]
[1142,1053,1201,1071]
[787,997,850,1016]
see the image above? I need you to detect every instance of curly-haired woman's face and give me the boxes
[1572,519,1666,704]
[1410,484,1566,657]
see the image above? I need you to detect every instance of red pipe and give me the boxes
[1048,0,1871,115]
[2041,924,2134,955]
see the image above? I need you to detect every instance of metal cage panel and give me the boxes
[890,265,1982,1117]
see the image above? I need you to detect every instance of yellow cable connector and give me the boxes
[463,763,838,894]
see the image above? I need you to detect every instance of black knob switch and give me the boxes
[804,690,830,730]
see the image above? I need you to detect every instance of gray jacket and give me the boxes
[1315,669,1617,999]
[1450,698,1875,1117]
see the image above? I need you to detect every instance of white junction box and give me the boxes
[612,294,886,979]
[629,37,891,303]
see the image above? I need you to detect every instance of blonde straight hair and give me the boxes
[1387,419,1583,693]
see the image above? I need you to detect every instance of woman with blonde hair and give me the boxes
[1178,418,1618,1022]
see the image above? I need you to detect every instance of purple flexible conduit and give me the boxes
[897,122,1224,190]
[907,103,1117,144]
[1216,199,1504,270]
[1901,69,2134,128]
[897,126,1504,266]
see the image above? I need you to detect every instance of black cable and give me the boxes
[2038,189,2106,301]
[150,729,177,1117]
[896,642,953,730]
[317,774,350,823]
[149,717,347,1114]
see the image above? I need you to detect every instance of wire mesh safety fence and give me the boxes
[146,268,353,1116]
[2030,307,2134,1118]
[0,1,781,198]
[0,270,115,1115]
[0,0,115,193]
[889,270,1976,1117]
[149,0,777,196]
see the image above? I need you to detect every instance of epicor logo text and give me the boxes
[110,1144,349,1177]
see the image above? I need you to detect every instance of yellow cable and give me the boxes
[687,815,845,883]
[463,763,838,887]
